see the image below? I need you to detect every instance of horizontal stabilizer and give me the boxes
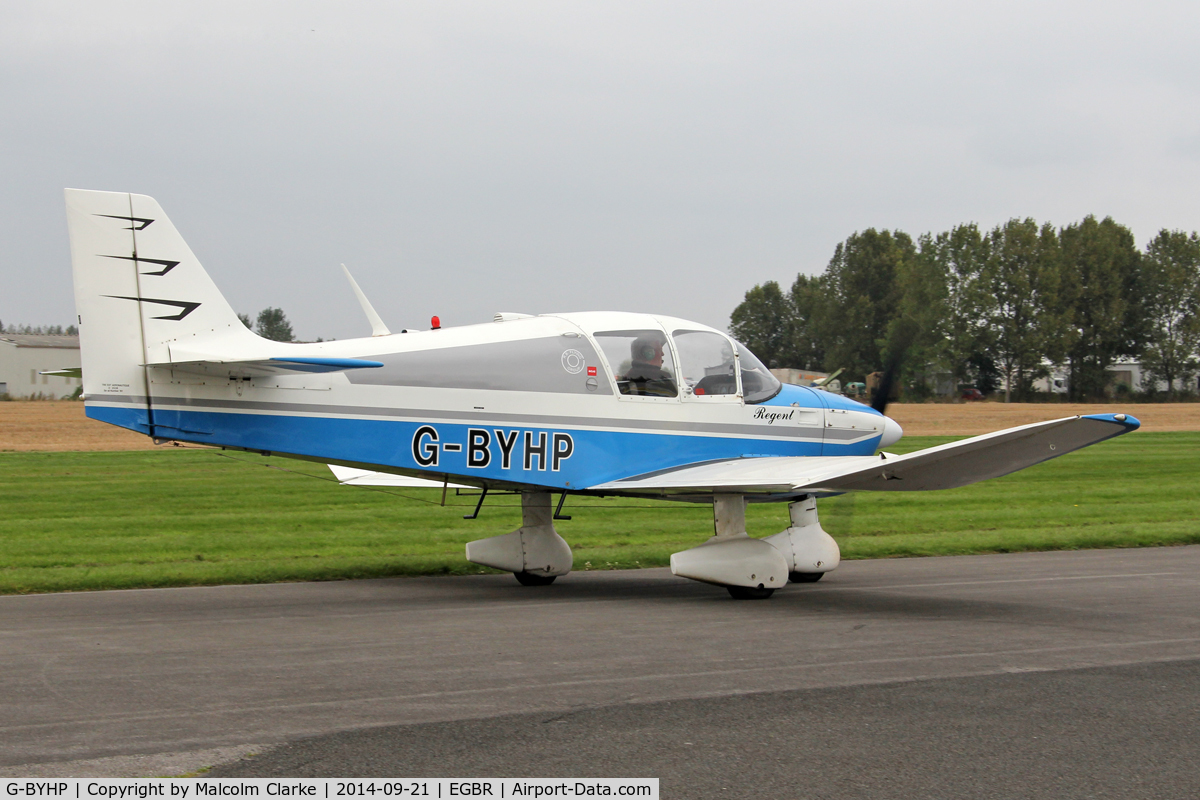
[592,414,1140,495]
[270,357,384,372]
[149,355,383,377]
[40,368,83,378]
[329,465,470,489]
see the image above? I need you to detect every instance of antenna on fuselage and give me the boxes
[340,264,392,337]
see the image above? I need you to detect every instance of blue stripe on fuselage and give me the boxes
[87,404,881,489]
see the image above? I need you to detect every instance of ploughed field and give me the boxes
[886,401,1200,435]
[0,398,1196,593]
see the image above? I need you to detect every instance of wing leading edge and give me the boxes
[591,414,1139,496]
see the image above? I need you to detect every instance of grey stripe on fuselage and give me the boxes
[87,394,875,443]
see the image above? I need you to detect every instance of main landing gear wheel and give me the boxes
[514,571,557,586]
[789,571,824,583]
[726,585,775,600]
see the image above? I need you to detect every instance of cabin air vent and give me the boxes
[494,312,534,322]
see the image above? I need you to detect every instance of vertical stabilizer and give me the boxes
[64,189,258,434]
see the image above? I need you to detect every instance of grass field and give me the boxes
[1,432,1197,594]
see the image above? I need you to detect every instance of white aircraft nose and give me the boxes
[880,416,903,447]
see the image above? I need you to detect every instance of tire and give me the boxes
[514,571,557,586]
[726,585,775,600]
[789,571,824,583]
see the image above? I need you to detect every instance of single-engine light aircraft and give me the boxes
[64,189,1140,598]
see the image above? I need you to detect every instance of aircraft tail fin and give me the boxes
[64,189,259,429]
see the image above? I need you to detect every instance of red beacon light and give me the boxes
[431,315,441,330]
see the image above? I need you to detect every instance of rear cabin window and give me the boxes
[593,330,678,398]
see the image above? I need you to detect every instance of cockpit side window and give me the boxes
[734,340,782,403]
[593,329,678,398]
[672,330,739,398]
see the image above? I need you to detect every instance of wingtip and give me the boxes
[1083,412,1141,431]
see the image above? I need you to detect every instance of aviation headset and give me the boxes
[632,338,661,362]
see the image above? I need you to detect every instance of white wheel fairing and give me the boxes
[670,537,789,589]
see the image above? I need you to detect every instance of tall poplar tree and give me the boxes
[255,307,296,342]
[729,281,790,367]
[976,219,1069,402]
[1059,216,1144,400]
[1140,230,1200,396]
[917,224,986,390]
[785,273,829,371]
[818,229,915,380]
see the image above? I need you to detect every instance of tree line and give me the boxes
[1,309,298,342]
[0,322,78,335]
[730,216,1200,401]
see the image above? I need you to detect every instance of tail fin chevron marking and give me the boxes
[100,254,181,276]
[103,295,201,321]
[93,213,155,230]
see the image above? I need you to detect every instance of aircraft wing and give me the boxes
[591,414,1139,495]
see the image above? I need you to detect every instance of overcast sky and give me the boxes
[3,1,1199,340]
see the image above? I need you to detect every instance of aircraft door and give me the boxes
[593,329,679,399]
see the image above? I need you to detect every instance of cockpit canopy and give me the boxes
[590,324,780,403]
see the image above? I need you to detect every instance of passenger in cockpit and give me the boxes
[625,335,677,397]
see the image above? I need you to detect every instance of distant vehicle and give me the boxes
[865,370,901,404]
[64,188,1141,599]
[962,388,984,401]
[843,381,866,398]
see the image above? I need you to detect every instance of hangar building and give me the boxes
[0,334,82,399]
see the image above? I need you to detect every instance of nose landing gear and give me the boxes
[671,493,840,598]
[670,494,789,599]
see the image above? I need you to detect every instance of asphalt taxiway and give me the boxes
[3,546,1199,796]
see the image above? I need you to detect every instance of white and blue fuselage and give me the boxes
[85,311,898,496]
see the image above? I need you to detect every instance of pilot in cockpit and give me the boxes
[624,335,677,397]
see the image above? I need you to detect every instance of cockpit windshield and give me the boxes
[734,340,782,403]
[673,330,738,397]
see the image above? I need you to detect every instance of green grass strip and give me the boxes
[1,432,1196,594]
